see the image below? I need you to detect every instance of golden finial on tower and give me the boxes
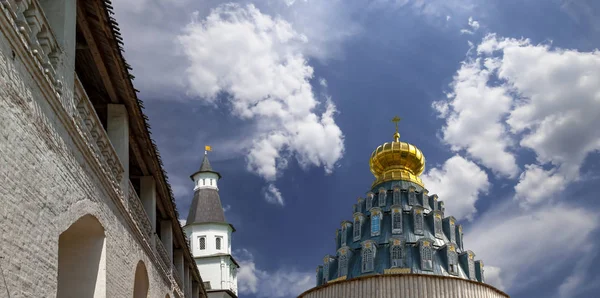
[391,116,401,142]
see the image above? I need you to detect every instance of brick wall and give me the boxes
[0,19,175,298]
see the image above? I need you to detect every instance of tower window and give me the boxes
[210,179,213,186]
[353,217,362,241]
[392,209,402,234]
[199,236,206,250]
[362,245,375,273]
[371,213,381,236]
[203,179,205,185]
[216,237,222,250]
[393,187,401,205]
[390,244,403,268]
[449,220,456,243]
[378,189,386,207]
[366,194,373,210]
[341,225,347,246]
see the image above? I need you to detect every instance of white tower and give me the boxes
[184,148,238,298]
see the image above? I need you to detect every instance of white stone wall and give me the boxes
[186,223,237,294]
[0,10,178,298]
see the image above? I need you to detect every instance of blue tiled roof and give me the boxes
[316,181,485,286]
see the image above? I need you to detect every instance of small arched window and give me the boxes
[434,213,443,239]
[340,223,347,246]
[413,208,424,235]
[199,236,206,250]
[353,216,362,242]
[210,179,213,186]
[378,188,387,207]
[392,208,402,234]
[408,187,417,205]
[390,239,403,268]
[366,193,373,210]
[448,249,458,275]
[216,237,222,250]
[338,249,349,277]
[202,179,205,186]
[371,213,381,236]
[420,240,433,271]
[362,244,375,273]
[393,187,401,205]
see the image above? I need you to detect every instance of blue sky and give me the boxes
[113,0,600,297]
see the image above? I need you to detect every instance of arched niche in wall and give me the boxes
[133,261,149,298]
[57,214,106,298]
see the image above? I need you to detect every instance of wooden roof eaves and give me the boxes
[88,0,205,290]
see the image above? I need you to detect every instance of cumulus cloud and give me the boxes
[436,33,600,197]
[235,249,314,297]
[178,4,345,204]
[433,57,519,177]
[514,164,567,208]
[466,203,599,292]
[421,155,490,220]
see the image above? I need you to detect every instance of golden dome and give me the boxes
[369,117,426,187]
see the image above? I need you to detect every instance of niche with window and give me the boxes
[390,238,404,268]
[366,193,374,210]
[361,241,376,273]
[337,247,350,277]
[378,188,387,207]
[433,212,443,239]
[370,208,382,237]
[413,207,424,235]
[445,244,459,275]
[393,187,401,205]
[419,239,434,271]
[353,215,363,242]
[391,207,402,234]
[408,187,417,206]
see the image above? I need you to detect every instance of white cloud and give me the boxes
[263,184,285,206]
[437,33,600,190]
[223,204,232,212]
[433,57,519,177]
[466,203,599,292]
[318,78,328,87]
[178,218,186,226]
[468,16,480,30]
[514,164,567,208]
[235,249,314,298]
[178,4,345,203]
[421,155,490,221]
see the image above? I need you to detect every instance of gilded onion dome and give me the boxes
[369,116,426,187]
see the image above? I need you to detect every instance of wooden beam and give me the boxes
[76,1,119,104]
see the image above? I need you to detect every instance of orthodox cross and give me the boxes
[392,116,401,133]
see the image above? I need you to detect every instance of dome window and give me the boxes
[322,255,335,283]
[366,193,374,211]
[199,236,206,250]
[378,188,387,207]
[393,186,401,205]
[337,247,350,277]
[419,239,434,271]
[391,207,403,234]
[444,244,459,276]
[340,221,351,247]
[370,208,382,237]
[433,212,443,239]
[361,241,376,273]
[390,238,404,268]
[408,186,417,206]
[460,251,477,280]
[353,213,364,242]
[475,260,485,282]
[413,207,424,235]
[456,224,464,251]
[443,216,457,243]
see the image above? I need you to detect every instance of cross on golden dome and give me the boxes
[392,116,401,142]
